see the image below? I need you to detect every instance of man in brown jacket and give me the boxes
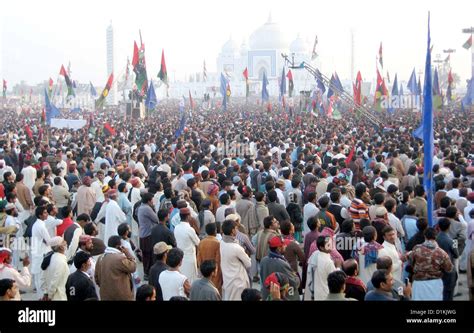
[197,223,222,292]
[15,174,34,211]
[95,235,137,300]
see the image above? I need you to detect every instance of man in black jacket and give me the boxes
[66,251,98,301]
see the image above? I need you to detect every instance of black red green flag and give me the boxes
[132,41,148,95]
[158,49,168,86]
[59,65,75,98]
[95,73,114,109]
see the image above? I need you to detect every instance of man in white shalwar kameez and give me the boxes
[104,190,126,243]
[220,220,252,300]
[378,226,404,282]
[41,236,70,300]
[31,206,54,298]
[173,208,200,283]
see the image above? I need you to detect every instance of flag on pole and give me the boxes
[374,68,388,110]
[446,70,454,102]
[59,65,75,99]
[262,71,269,102]
[132,40,148,95]
[287,70,294,97]
[243,67,249,98]
[175,101,186,138]
[353,71,362,106]
[44,88,60,124]
[95,73,114,109]
[432,68,442,109]
[311,35,318,61]
[145,80,158,110]
[89,82,97,97]
[157,49,168,86]
[378,42,383,68]
[422,13,434,226]
[462,77,474,109]
[220,73,228,111]
[407,69,418,95]
[463,35,472,49]
[2,79,6,98]
[316,69,326,94]
[392,74,399,96]
[203,60,207,82]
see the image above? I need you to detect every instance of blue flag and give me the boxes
[280,67,286,97]
[391,74,399,96]
[407,68,418,95]
[334,72,344,92]
[422,13,434,227]
[262,71,269,102]
[175,101,186,138]
[145,80,158,110]
[462,76,474,109]
[220,73,228,110]
[44,89,60,125]
[317,80,326,94]
[327,74,335,99]
[90,82,97,97]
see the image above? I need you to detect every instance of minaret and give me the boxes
[106,21,117,105]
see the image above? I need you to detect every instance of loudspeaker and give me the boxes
[125,102,142,119]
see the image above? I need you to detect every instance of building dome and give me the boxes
[249,13,288,50]
[290,34,309,54]
[221,36,238,54]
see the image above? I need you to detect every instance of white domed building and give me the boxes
[170,14,317,99]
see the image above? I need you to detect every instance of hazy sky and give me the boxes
[1,0,473,87]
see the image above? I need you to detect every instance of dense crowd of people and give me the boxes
[0,99,473,301]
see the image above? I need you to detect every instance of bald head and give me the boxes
[342,259,359,277]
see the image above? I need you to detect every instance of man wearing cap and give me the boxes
[128,177,142,208]
[104,189,127,243]
[0,247,31,300]
[174,207,200,283]
[76,176,96,217]
[149,241,172,301]
[275,179,287,207]
[260,235,300,301]
[66,251,98,301]
[235,186,259,237]
[41,236,69,300]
